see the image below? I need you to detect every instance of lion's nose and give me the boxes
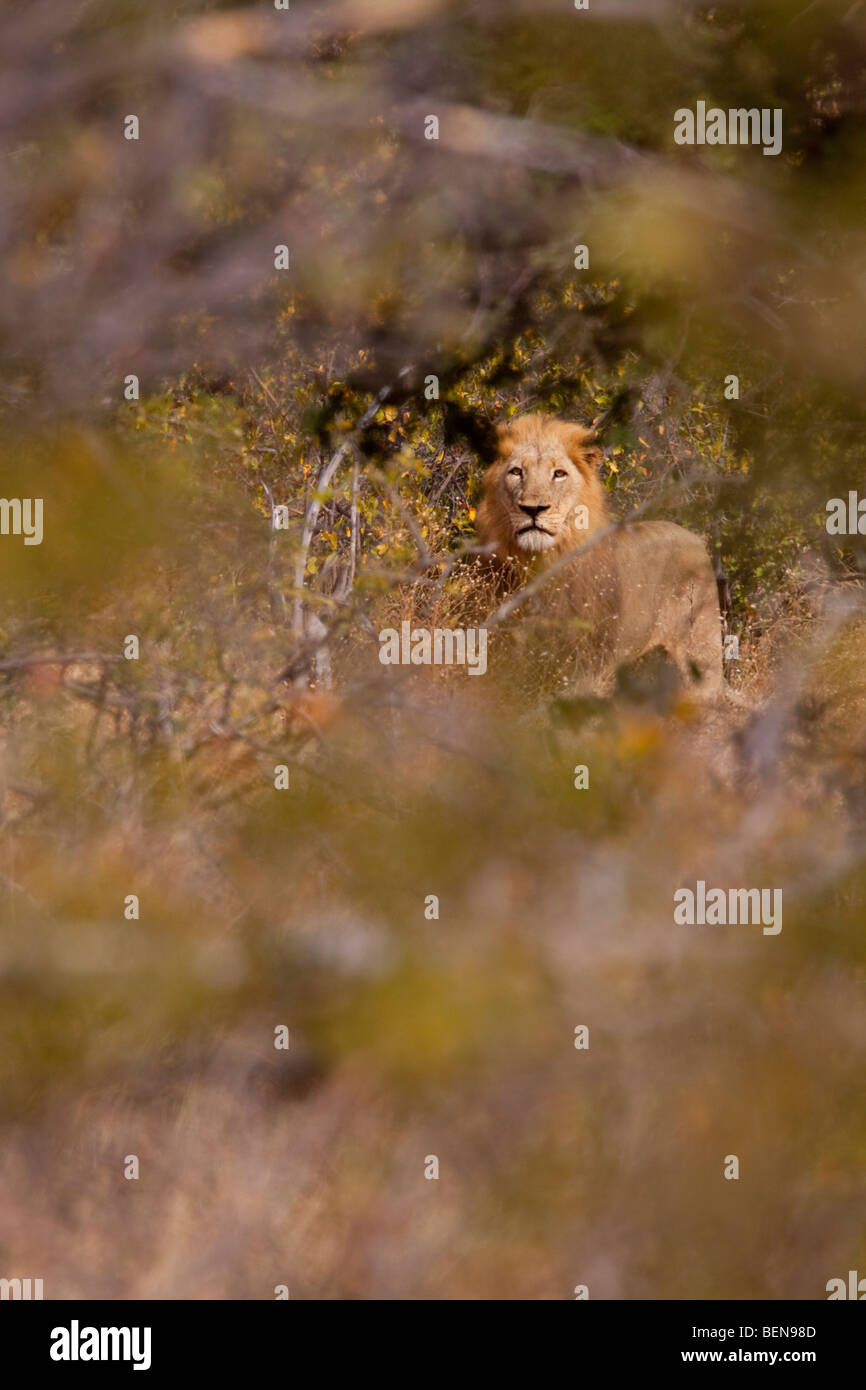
[518,503,550,518]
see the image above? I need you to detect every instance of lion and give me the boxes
[476,414,727,702]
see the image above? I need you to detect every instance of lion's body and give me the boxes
[477,415,725,700]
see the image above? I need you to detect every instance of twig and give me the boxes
[260,477,288,622]
[294,366,415,606]
[0,652,123,672]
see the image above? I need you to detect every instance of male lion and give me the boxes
[476,414,726,701]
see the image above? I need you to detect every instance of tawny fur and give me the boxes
[477,414,725,700]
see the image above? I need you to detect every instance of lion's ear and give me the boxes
[582,442,604,473]
[560,423,603,475]
[495,422,515,456]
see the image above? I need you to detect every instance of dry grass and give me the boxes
[2,567,866,1299]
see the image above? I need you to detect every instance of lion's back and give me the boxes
[557,519,723,694]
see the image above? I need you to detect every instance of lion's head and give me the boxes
[476,415,609,560]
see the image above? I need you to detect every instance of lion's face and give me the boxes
[500,435,586,555]
[477,415,607,560]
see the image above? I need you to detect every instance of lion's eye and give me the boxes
[507,466,522,477]
[552,468,568,480]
